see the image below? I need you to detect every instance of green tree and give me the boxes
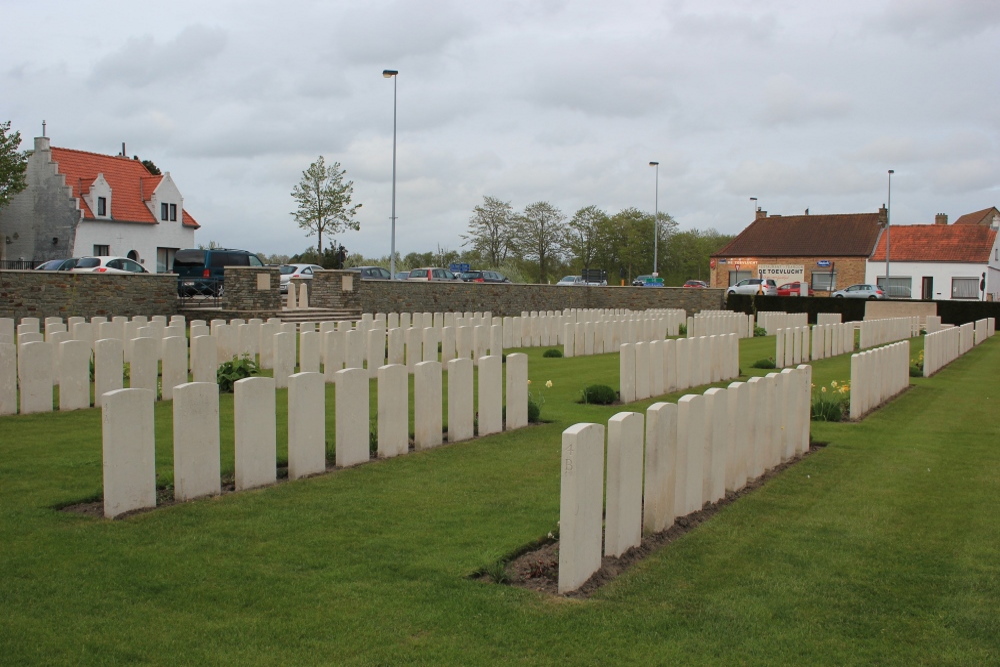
[0,122,28,211]
[140,159,161,175]
[462,196,514,267]
[511,201,567,283]
[662,228,734,284]
[291,156,361,254]
[566,205,609,271]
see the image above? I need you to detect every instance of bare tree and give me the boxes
[291,156,362,254]
[511,201,567,283]
[461,196,514,267]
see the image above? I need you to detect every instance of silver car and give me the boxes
[832,284,885,299]
[726,278,777,296]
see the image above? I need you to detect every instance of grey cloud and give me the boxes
[89,25,228,87]
[874,0,1000,40]
[757,74,853,125]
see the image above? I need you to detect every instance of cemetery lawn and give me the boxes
[1,336,997,665]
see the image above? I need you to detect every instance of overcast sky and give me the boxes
[3,0,998,258]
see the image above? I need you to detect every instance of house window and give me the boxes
[97,197,107,217]
[728,270,751,286]
[161,203,169,221]
[93,244,110,256]
[169,204,177,222]
[876,276,913,299]
[811,271,837,291]
[952,278,978,299]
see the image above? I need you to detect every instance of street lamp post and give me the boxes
[886,169,894,294]
[649,161,659,276]
[383,69,399,278]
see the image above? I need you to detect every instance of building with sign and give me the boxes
[709,208,886,294]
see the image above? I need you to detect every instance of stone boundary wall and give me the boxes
[223,266,281,312]
[0,270,177,321]
[355,281,725,317]
[309,270,361,312]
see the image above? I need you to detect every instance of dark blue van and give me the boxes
[173,248,265,296]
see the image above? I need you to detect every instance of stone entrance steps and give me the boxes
[278,308,360,323]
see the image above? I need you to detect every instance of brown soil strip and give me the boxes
[476,441,827,598]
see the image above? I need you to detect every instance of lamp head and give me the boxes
[383,69,398,78]
[649,161,659,167]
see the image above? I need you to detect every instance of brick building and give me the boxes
[709,208,886,294]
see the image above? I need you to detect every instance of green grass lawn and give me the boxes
[1,335,996,665]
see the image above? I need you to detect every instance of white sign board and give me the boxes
[758,264,804,284]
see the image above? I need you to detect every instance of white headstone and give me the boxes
[447,358,474,443]
[172,382,222,501]
[59,339,91,411]
[234,376,277,490]
[478,355,503,436]
[605,411,644,558]
[94,338,124,408]
[335,368,371,467]
[288,372,326,480]
[558,422,606,594]
[378,364,409,458]
[18,341,53,414]
[160,336,188,401]
[272,331,296,389]
[414,360,443,450]
[102,388,156,518]
[0,342,15,415]
[643,402,677,533]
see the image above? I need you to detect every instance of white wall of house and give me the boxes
[866,256,1000,300]
[72,219,196,273]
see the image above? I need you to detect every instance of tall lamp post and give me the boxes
[383,69,399,278]
[885,169,894,295]
[649,161,659,276]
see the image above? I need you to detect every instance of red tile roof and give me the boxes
[952,207,1000,226]
[49,146,199,228]
[871,224,996,263]
[712,212,884,258]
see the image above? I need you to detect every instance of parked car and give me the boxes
[34,258,81,271]
[279,263,324,294]
[726,278,778,296]
[394,271,412,281]
[557,275,588,286]
[460,270,511,283]
[347,266,393,281]
[682,280,709,289]
[70,256,148,274]
[832,284,885,299]
[632,275,664,287]
[406,267,463,282]
[173,247,265,296]
[776,281,815,297]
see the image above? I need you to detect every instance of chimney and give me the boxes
[935,213,948,225]
[756,209,767,220]
[878,206,888,226]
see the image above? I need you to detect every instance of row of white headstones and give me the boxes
[102,352,530,518]
[922,318,994,377]
[0,308,689,414]
[619,334,740,403]
[558,364,813,594]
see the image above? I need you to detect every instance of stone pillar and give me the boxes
[378,364,409,458]
[558,422,605,594]
[102,388,156,518]
[605,411,644,558]
[288,372,326,480]
[414,361,443,450]
[335,367,370,467]
[234,376,277,491]
[447,358,474,443]
[172,382,222,501]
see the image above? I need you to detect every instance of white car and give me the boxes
[832,284,885,299]
[557,275,588,286]
[70,256,148,274]
[726,278,777,296]
[279,263,324,294]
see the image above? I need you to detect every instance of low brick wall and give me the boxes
[310,270,362,311]
[0,269,178,321]
[354,281,725,316]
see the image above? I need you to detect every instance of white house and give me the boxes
[0,135,199,272]
[866,217,1000,300]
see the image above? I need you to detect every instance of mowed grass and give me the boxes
[0,334,997,665]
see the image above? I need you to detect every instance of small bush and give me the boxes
[909,364,923,378]
[753,326,768,337]
[528,399,541,423]
[217,354,260,393]
[580,384,617,405]
[369,418,378,456]
[751,358,776,369]
[542,348,563,358]
[677,323,687,336]
[484,559,510,585]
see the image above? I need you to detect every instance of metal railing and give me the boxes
[176,277,224,306]
[0,259,42,270]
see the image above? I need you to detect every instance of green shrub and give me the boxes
[678,323,687,336]
[909,364,923,378]
[528,399,541,423]
[217,354,260,393]
[369,417,378,457]
[484,558,510,585]
[751,358,776,369]
[812,395,845,422]
[542,348,563,358]
[580,384,618,405]
[753,326,768,337]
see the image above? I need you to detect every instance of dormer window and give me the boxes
[97,197,107,216]
[170,204,177,221]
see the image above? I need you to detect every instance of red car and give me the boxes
[776,281,815,297]
[682,280,709,288]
